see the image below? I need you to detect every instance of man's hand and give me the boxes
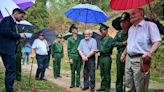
[122,41,127,45]
[121,53,126,63]
[82,56,88,62]
[142,52,152,64]
[70,59,73,64]
[19,33,25,38]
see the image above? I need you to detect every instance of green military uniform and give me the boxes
[99,36,113,92]
[113,31,128,92]
[15,42,23,81]
[67,36,82,87]
[51,34,64,78]
[97,23,113,92]
[51,41,64,78]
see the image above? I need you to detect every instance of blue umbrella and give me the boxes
[65,4,109,24]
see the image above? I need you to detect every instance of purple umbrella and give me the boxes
[14,0,35,10]
[0,0,35,18]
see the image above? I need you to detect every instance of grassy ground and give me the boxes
[0,67,69,92]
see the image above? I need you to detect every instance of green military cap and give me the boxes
[69,24,78,32]
[57,34,62,38]
[120,12,130,21]
[99,23,109,31]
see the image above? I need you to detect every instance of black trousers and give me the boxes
[1,53,16,92]
[83,56,95,89]
[35,54,48,79]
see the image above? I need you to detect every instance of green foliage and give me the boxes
[46,0,79,34]
[25,0,49,30]
[151,42,164,83]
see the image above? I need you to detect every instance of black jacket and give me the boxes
[0,16,20,55]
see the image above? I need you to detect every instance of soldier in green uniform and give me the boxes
[113,12,131,92]
[97,23,114,92]
[15,42,23,81]
[51,34,64,79]
[67,24,82,88]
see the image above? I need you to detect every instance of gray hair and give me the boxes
[84,29,93,36]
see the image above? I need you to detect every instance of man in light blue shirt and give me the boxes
[78,30,97,92]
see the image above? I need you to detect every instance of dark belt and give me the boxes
[127,53,143,58]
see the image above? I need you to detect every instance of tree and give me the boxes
[25,0,49,30]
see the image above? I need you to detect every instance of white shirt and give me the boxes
[11,15,17,22]
[127,20,161,55]
[32,39,48,55]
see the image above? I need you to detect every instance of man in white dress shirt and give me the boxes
[31,32,49,80]
[121,8,161,92]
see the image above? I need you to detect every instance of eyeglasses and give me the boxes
[39,35,44,36]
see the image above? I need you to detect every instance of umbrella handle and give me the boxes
[29,57,34,86]
[5,8,11,16]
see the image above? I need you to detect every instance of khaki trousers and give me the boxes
[125,55,150,92]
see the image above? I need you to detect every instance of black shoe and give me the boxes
[58,75,62,78]
[82,87,89,90]
[35,77,39,80]
[90,88,95,92]
[40,78,47,81]
[76,85,80,87]
[70,85,75,88]
[96,88,105,91]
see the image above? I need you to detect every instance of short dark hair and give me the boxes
[12,8,25,14]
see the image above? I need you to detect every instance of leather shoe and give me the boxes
[70,85,75,88]
[40,78,47,81]
[76,85,80,87]
[35,77,39,80]
[96,88,105,91]
[90,88,95,92]
[82,87,89,90]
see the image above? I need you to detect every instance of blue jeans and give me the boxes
[1,53,16,92]
[22,52,29,65]
[35,54,48,79]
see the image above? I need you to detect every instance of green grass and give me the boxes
[0,67,69,92]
